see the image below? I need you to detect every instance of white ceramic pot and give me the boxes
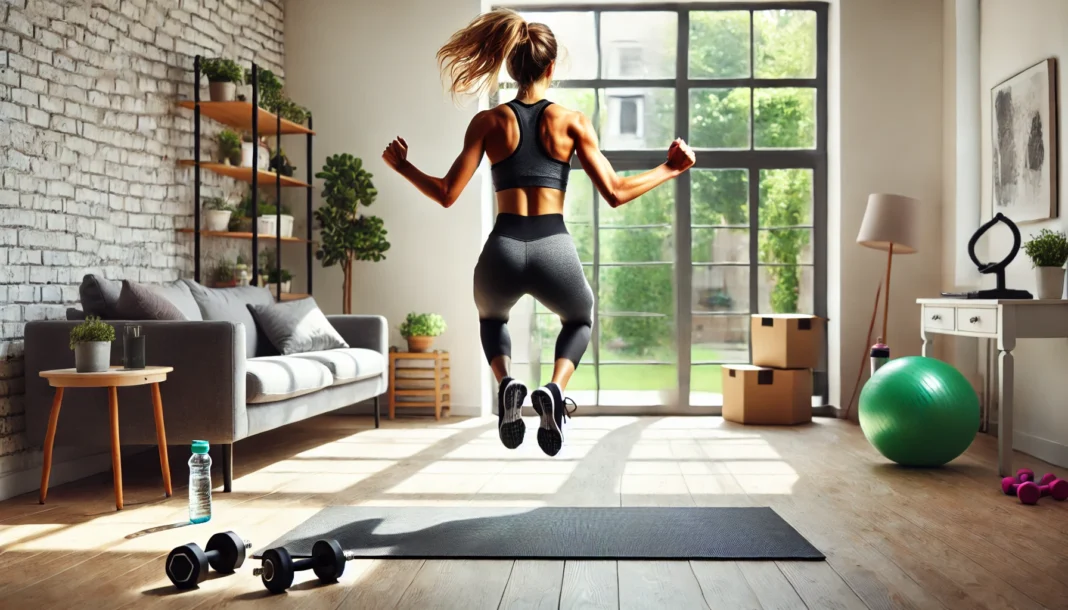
[279,214,294,238]
[208,81,236,102]
[1036,266,1065,299]
[256,215,277,236]
[75,341,111,373]
[204,209,232,232]
[241,142,270,169]
[269,281,292,297]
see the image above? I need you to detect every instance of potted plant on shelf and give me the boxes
[203,197,233,232]
[270,147,297,177]
[399,313,447,353]
[201,58,244,102]
[217,129,242,166]
[266,268,293,297]
[235,253,251,286]
[1024,228,1068,299]
[210,258,238,288]
[278,202,294,238]
[240,132,270,170]
[70,316,115,373]
[314,153,390,314]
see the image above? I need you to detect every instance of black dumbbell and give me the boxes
[253,539,356,594]
[166,531,251,590]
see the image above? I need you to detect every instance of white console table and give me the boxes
[917,298,1068,476]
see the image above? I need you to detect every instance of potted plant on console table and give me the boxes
[1024,228,1068,299]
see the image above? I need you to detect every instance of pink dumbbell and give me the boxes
[1001,469,1037,495]
[1016,475,1068,505]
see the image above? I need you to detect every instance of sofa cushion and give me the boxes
[79,275,122,318]
[247,297,348,355]
[116,280,187,320]
[186,281,274,357]
[246,356,334,404]
[291,348,385,385]
[148,280,203,321]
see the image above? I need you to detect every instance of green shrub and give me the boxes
[399,313,447,338]
[217,129,242,164]
[70,316,115,350]
[267,268,293,283]
[1024,229,1068,267]
[202,58,244,84]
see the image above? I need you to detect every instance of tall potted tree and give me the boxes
[314,154,390,314]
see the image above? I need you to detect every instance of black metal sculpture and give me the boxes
[942,213,1033,299]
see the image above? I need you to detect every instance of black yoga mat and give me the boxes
[254,506,823,561]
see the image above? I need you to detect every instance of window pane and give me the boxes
[601,170,674,226]
[692,228,748,264]
[566,172,594,263]
[754,10,817,79]
[691,315,749,363]
[518,12,598,80]
[758,229,812,264]
[547,88,597,124]
[600,315,675,362]
[689,11,750,78]
[689,89,750,149]
[536,312,563,363]
[759,169,813,226]
[754,88,816,149]
[600,266,674,315]
[599,88,675,150]
[690,364,724,394]
[600,12,677,79]
[692,169,748,225]
[692,265,748,314]
[598,364,675,391]
[758,265,814,314]
[601,227,673,263]
[541,363,597,390]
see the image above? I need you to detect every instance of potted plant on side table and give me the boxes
[399,313,447,353]
[1024,228,1068,299]
[70,316,115,373]
[201,58,244,102]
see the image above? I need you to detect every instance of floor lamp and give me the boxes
[856,193,921,343]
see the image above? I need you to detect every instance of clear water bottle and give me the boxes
[188,440,212,524]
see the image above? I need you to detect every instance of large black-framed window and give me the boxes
[495,2,828,410]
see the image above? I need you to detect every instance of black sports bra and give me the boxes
[490,99,571,192]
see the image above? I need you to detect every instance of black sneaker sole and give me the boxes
[498,382,527,449]
[531,389,563,456]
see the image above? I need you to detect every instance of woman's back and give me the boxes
[485,100,577,216]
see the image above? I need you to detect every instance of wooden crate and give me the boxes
[388,349,450,420]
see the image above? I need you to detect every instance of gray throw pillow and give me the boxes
[115,280,187,320]
[248,297,349,355]
[79,274,122,318]
[186,281,275,357]
[147,280,203,321]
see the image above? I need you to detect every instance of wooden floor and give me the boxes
[0,414,1066,609]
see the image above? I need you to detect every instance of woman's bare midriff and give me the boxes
[495,186,566,216]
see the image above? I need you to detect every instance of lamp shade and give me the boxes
[856,193,921,254]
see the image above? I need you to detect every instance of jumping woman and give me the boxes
[383,9,695,456]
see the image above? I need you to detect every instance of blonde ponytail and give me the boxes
[437,9,557,99]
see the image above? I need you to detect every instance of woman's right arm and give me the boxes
[573,114,695,208]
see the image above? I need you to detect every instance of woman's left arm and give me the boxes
[383,111,488,208]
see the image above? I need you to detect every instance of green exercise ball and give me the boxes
[859,356,979,467]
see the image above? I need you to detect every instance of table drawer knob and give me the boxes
[969,316,980,324]
[931,314,941,321]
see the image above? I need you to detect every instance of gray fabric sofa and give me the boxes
[24,276,387,492]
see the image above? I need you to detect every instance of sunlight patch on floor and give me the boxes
[258,458,397,475]
[480,473,570,494]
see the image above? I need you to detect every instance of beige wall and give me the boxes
[285,0,488,415]
[975,0,1068,465]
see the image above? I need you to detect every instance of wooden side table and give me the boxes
[39,366,174,510]
[388,349,450,420]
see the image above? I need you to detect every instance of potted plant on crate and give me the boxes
[399,313,446,353]
[70,316,115,373]
[201,58,244,102]
[1024,228,1068,299]
[217,129,242,166]
[314,154,390,314]
[203,197,233,232]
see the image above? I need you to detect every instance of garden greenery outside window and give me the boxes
[492,3,827,411]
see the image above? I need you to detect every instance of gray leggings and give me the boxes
[474,214,594,366]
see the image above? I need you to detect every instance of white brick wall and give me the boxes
[0,0,284,456]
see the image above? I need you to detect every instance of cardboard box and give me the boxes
[751,314,824,369]
[722,365,812,425]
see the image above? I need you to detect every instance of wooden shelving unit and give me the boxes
[178,56,316,303]
[388,350,451,420]
[176,160,311,188]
